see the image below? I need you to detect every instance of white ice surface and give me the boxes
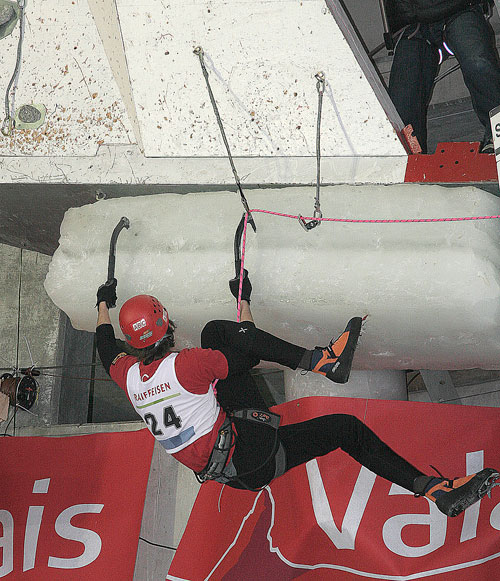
[44,184,500,370]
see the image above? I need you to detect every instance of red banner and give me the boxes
[0,429,154,579]
[168,397,500,580]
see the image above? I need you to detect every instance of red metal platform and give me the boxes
[405,142,497,183]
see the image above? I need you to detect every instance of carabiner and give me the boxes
[298,208,322,231]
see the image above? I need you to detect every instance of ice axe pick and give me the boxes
[106,216,130,295]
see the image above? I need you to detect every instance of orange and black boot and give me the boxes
[414,469,500,517]
[310,317,362,384]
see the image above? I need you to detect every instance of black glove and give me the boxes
[96,278,117,308]
[229,269,252,302]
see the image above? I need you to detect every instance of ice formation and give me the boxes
[44,184,500,370]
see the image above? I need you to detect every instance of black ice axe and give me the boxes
[105,216,130,304]
[233,214,245,277]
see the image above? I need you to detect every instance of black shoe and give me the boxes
[310,317,362,384]
[422,468,500,517]
[480,138,494,154]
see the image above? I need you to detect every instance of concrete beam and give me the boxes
[419,370,462,405]
[88,0,144,151]
[0,245,65,427]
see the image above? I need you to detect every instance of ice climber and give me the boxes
[95,271,499,517]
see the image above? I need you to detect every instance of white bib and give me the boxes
[126,353,220,454]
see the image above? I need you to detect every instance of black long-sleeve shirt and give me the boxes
[95,324,122,375]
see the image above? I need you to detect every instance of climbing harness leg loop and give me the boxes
[231,408,287,482]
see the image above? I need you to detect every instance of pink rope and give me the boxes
[217,205,499,394]
[234,207,500,308]
[248,208,500,224]
[233,207,500,305]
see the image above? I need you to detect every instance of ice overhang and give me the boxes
[44,184,500,371]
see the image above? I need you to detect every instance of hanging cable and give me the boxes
[139,536,177,550]
[299,72,325,231]
[40,372,114,382]
[6,248,24,435]
[2,0,26,137]
[0,363,102,372]
[193,46,256,232]
[15,249,22,380]
[1,410,16,436]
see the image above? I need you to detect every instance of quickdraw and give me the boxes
[193,46,257,233]
[299,72,325,231]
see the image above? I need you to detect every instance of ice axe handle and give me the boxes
[107,217,130,283]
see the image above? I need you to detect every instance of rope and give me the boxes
[2,0,26,136]
[233,206,500,334]
[40,372,115,382]
[233,207,499,323]
[248,208,500,224]
[139,536,177,551]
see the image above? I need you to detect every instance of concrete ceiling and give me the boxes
[1,0,500,256]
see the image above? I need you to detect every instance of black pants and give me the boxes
[388,6,500,152]
[201,320,424,491]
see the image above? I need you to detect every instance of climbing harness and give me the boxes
[195,416,237,484]
[437,40,454,66]
[229,408,286,491]
[195,409,286,490]
[299,72,325,232]
[1,0,26,136]
[193,46,256,232]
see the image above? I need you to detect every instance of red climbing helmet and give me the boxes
[119,295,169,349]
